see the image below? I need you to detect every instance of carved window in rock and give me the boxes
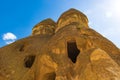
[67,40,80,63]
[24,55,36,68]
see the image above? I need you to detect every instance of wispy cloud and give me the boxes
[2,32,17,44]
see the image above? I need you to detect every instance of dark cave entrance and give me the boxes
[67,41,80,63]
[24,55,36,68]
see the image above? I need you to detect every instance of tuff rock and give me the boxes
[0,8,120,80]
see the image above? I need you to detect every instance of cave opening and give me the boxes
[24,55,36,68]
[67,41,80,63]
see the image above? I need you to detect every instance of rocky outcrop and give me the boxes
[55,8,89,32]
[32,18,56,35]
[0,8,120,80]
[75,48,120,80]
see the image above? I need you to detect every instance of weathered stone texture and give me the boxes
[0,8,120,80]
[32,18,56,35]
[55,8,89,32]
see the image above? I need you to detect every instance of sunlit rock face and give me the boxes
[55,8,89,32]
[32,18,56,35]
[75,48,120,80]
[0,8,120,80]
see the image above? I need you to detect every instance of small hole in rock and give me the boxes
[24,55,36,68]
[67,41,80,63]
[19,45,24,52]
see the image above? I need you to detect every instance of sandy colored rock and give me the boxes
[0,76,7,80]
[55,8,89,32]
[0,8,120,80]
[75,48,120,80]
[90,48,120,80]
[32,18,56,35]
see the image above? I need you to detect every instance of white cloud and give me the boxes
[6,41,15,44]
[2,32,17,44]
[3,32,17,40]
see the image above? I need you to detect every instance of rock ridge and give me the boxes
[32,8,89,35]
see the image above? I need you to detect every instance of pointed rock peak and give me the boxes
[32,18,56,35]
[55,8,89,32]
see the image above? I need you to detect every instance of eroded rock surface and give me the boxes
[75,48,120,80]
[32,18,56,35]
[0,8,120,80]
[55,8,89,32]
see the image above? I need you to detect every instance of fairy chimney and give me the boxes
[0,8,120,80]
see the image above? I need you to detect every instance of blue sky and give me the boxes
[0,0,120,48]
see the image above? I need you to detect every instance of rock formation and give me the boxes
[0,8,120,80]
[32,18,56,35]
[55,9,89,32]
